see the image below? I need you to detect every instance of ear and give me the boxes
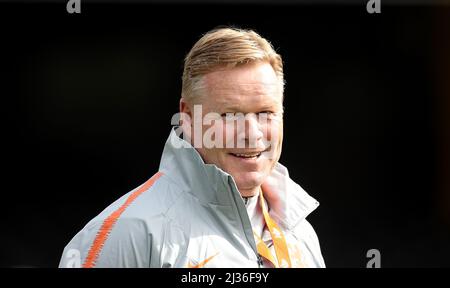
[179,97,193,140]
[179,97,192,117]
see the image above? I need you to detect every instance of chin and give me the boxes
[234,173,265,193]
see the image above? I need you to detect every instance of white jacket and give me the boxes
[59,129,325,268]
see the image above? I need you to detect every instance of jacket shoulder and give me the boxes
[59,173,183,268]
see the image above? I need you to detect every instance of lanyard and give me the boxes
[253,189,292,268]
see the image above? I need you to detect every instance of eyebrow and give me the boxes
[219,104,242,112]
[218,101,283,113]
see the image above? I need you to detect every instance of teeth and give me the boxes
[233,153,261,158]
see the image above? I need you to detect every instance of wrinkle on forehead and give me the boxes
[208,83,283,112]
[201,62,283,111]
[211,82,280,96]
[203,62,280,90]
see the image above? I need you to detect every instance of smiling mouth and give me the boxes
[229,151,263,159]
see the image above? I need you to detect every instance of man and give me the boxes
[59,27,325,268]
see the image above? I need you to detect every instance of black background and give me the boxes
[1,1,449,267]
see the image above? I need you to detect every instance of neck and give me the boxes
[240,186,261,198]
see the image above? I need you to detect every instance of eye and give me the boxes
[221,112,241,118]
[258,111,274,116]
[258,111,282,121]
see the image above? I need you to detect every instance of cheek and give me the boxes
[277,122,284,146]
[264,120,283,163]
[223,120,237,147]
[265,120,283,145]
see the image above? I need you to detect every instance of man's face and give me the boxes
[182,62,284,197]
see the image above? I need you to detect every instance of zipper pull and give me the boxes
[257,254,264,267]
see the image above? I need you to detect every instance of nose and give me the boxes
[244,113,264,147]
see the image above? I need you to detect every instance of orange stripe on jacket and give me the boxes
[82,172,163,268]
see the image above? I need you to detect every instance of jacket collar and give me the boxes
[159,128,320,230]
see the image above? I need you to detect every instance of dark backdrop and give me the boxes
[1,1,449,267]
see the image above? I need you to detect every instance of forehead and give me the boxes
[202,62,282,107]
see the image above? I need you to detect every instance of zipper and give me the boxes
[257,254,264,267]
[227,176,261,267]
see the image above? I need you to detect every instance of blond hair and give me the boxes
[181,27,284,103]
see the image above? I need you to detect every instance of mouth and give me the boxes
[229,152,262,159]
[228,147,270,160]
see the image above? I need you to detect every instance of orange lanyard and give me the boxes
[253,189,292,268]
